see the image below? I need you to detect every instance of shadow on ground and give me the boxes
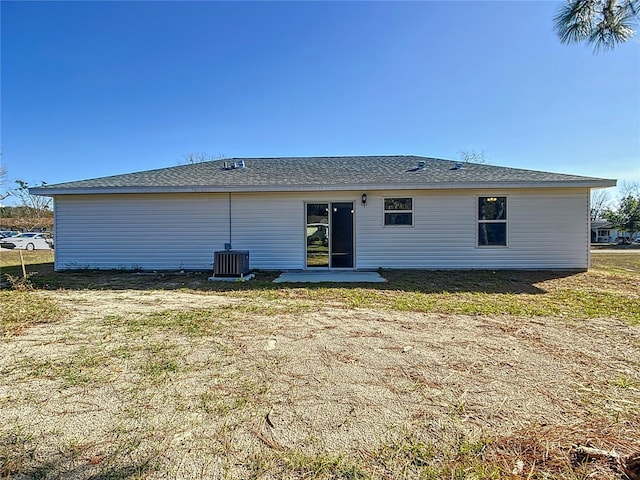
[0,261,581,295]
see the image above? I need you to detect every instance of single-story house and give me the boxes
[30,156,615,271]
[591,219,617,243]
[589,219,634,244]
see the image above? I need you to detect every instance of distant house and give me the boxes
[590,220,617,243]
[30,156,615,271]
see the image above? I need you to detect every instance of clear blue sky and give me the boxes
[1,1,639,205]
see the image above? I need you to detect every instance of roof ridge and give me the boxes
[226,154,429,160]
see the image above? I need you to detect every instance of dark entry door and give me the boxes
[330,202,354,268]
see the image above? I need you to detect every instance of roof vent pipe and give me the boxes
[237,160,245,169]
[417,160,426,170]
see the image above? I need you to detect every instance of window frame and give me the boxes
[477,196,508,247]
[383,197,414,227]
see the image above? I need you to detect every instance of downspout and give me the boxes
[587,190,592,269]
[53,197,59,271]
[227,192,232,250]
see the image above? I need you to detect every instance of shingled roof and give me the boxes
[30,155,615,195]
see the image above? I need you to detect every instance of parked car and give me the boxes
[0,232,53,250]
[615,236,632,245]
[0,230,19,239]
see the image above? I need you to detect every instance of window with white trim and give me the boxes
[384,197,413,226]
[478,196,507,246]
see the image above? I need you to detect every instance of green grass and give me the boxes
[0,249,53,271]
[280,451,368,479]
[142,356,179,382]
[612,373,640,389]
[590,251,640,272]
[103,309,235,337]
[0,290,67,336]
[13,346,113,388]
[0,423,160,480]
[2,249,637,479]
[103,303,312,337]
[0,427,36,478]
[376,288,639,321]
[2,251,639,332]
[242,431,503,480]
[138,340,181,383]
[4,339,185,388]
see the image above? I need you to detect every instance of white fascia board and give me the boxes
[29,179,616,196]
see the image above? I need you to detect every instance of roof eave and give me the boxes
[29,179,616,196]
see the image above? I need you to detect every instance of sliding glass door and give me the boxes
[306,203,329,267]
[306,202,354,269]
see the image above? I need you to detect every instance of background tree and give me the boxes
[9,180,53,231]
[554,0,639,52]
[619,180,640,197]
[180,152,227,165]
[604,192,640,242]
[458,149,489,165]
[590,189,611,220]
[0,164,10,202]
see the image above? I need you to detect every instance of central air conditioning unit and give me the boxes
[213,250,250,278]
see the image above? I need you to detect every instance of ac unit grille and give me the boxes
[214,251,250,277]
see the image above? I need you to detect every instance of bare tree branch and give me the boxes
[619,180,640,197]
[180,152,228,165]
[591,189,611,220]
[11,180,53,231]
[458,149,489,165]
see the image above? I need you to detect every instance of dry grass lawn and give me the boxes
[0,251,639,479]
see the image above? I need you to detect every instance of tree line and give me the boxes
[1,172,53,232]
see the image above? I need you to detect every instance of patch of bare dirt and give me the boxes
[1,289,638,479]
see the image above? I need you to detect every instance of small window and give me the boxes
[478,196,507,246]
[384,197,413,226]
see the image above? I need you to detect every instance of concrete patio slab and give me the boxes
[273,271,386,283]
[208,273,255,282]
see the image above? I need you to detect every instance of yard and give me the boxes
[1,251,639,479]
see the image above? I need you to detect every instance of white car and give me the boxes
[0,232,54,250]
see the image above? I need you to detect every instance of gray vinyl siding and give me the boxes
[54,194,230,271]
[356,188,589,269]
[226,193,304,270]
[52,188,590,271]
[53,192,309,271]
